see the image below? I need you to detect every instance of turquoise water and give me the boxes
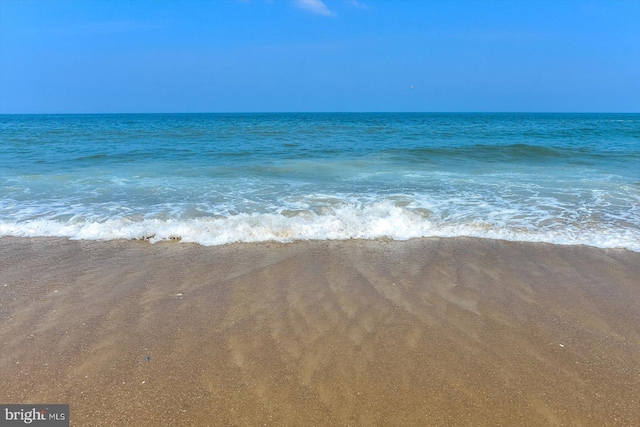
[1,113,638,250]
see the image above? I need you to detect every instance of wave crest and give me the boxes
[1,201,638,251]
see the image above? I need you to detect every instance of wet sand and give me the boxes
[1,237,639,426]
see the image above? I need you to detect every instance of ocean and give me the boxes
[1,113,638,250]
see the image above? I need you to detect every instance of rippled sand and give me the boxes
[1,237,639,426]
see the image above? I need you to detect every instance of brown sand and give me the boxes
[1,237,639,426]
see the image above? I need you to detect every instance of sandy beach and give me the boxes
[1,237,639,426]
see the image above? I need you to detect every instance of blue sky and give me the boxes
[1,0,639,113]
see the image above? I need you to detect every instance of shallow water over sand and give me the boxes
[1,237,639,425]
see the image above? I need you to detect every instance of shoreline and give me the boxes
[1,233,638,253]
[1,236,639,425]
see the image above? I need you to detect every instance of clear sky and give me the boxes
[1,0,639,113]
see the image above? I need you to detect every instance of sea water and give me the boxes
[1,113,638,250]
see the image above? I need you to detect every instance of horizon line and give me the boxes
[2,111,639,116]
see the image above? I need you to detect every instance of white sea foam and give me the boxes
[4,113,638,252]
[1,201,638,251]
